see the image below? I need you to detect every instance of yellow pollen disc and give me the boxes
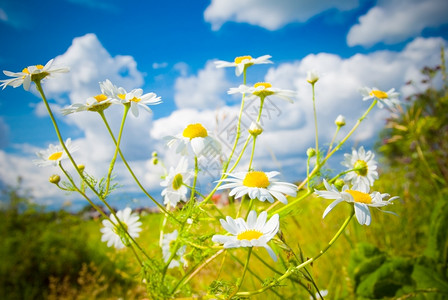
[182,123,208,139]
[172,173,183,190]
[118,94,126,100]
[48,151,63,161]
[234,55,252,64]
[243,171,270,188]
[354,160,368,176]
[130,97,141,103]
[94,94,108,102]
[254,82,272,89]
[370,90,388,99]
[346,190,372,204]
[237,229,263,241]
[22,68,30,74]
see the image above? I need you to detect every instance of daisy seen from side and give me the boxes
[165,123,221,157]
[212,210,280,261]
[0,59,69,91]
[100,207,142,250]
[214,55,272,76]
[341,146,378,190]
[33,138,78,167]
[160,157,193,207]
[217,171,297,204]
[360,87,400,109]
[228,82,296,103]
[315,179,398,226]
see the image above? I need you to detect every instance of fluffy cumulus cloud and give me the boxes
[174,61,230,109]
[347,0,448,47]
[204,0,358,30]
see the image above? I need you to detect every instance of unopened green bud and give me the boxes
[335,115,346,127]
[152,151,158,157]
[77,164,85,172]
[151,157,158,165]
[334,179,345,190]
[307,147,316,157]
[49,175,61,184]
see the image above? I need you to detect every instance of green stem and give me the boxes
[98,111,179,223]
[311,83,319,158]
[104,104,129,196]
[190,156,199,202]
[230,247,253,297]
[236,209,354,297]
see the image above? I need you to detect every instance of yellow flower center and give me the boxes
[353,160,368,176]
[254,82,272,89]
[118,94,126,100]
[370,90,388,99]
[172,174,183,191]
[130,97,141,103]
[94,94,108,102]
[234,55,252,64]
[182,123,208,139]
[346,190,372,204]
[22,65,44,74]
[243,171,270,188]
[237,229,263,241]
[253,82,275,97]
[48,151,63,161]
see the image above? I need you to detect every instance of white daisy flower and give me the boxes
[212,210,280,261]
[100,79,162,117]
[315,180,398,226]
[61,93,113,115]
[228,82,296,103]
[100,207,142,250]
[1,59,69,91]
[161,230,186,269]
[214,55,273,76]
[165,123,221,157]
[160,157,193,207]
[342,146,378,190]
[360,87,400,109]
[217,171,297,204]
[33,138,77,167]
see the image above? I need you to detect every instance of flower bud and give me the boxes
[306,70,319,84]
[307,147,316,157]
[49,175,61,184]
[334,179,345,190]
[152,151,158,157]
[248,121,263,136]
[151,157,158,165]
[77,164,85,172]
[335,115,346,127]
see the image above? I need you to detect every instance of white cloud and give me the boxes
[347,0,448,47]
[174,60,231,109]
[204,0,358,30]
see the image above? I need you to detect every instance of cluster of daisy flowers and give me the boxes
[0,54,402,297]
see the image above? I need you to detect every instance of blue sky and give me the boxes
[1,0,447,210]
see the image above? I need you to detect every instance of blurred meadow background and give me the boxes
[1,0,448,299]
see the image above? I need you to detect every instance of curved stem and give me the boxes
[311,83,319,158]
[98,111,179,223]
[230,247,253,297]
[190,156,199,202]
[104,104,129,195]
[236,209,355,297]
